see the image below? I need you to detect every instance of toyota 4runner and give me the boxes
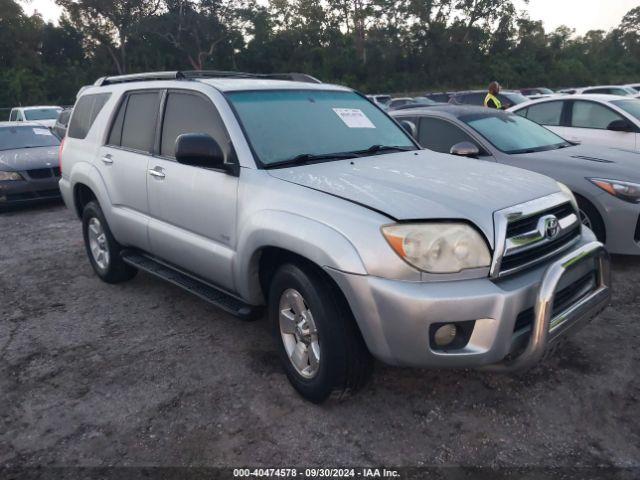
[59,71,611,403]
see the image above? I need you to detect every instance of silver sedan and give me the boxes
[391,105,640,255]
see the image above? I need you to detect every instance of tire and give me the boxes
[82,201,137,284]
[268,262,373,403]
[576,197,606,243]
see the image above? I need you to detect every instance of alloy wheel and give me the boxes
[87,217,110,270]
[279,288,320,379]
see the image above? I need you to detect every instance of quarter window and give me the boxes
[524,101,563,126]
[418,117,478,154]
[570,101,624,130]
[160,91,231,159]
[9,110,17,121]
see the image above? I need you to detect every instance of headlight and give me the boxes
[589,178,640,204]
[382,223,491,273]
[556,181,578,211]
[0,171,23,181]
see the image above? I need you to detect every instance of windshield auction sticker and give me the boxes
[33,128,53,135]
[333,108,376,128]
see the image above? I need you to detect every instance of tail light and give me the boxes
[58,137,65,172]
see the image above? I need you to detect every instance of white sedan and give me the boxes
[508,94,640,152]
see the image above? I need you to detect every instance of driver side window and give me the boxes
[418,117,478,154]
[570,101,624,130]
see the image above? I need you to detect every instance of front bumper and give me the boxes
[327,234,610,369]
[0,177,61,206]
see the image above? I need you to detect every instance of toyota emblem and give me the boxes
[540,215,560,240]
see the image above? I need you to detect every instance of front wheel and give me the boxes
[268,262,373,403]
[82,201,137,284]
[577,197,606,243]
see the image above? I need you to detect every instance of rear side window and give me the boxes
[160,91,231,159]
[570,101,624,130]
[418,117,477,154]
[463,93,485,105]
[525,101,563,126]
[108,91,161,152]
[68,93,111,139]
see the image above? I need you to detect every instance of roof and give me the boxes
[13,105,62,110]
[197,78,349,92]
[513,93,631,110]
[0,121,54,127]
[390,104,500,118]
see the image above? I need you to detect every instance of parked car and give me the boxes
[568,86,640,98]
[509,94,640,152]
[520,87,555,97]
[625,83,640,93]
[387,97,416,109]
[366,94,392,108]
[424,92,453,103]
[391,105,640,255]
[0,122,62,210]
[52,108,73,139]
[9,106,63,128]
[59,71,610,402]
[448,90,529,109]
[388,97,437,110]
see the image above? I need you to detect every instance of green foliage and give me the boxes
[0,0,639,108]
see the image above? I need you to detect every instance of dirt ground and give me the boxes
[1,203,639,468]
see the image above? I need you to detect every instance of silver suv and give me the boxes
[59,71,611,403]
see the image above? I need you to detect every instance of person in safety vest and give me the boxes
[484,81,503,109]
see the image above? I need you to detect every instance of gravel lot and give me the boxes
[1,203,639,468]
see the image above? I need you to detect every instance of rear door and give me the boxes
[147,89,239,291]
[97,90,161,251]
[518,100,569,138]
[564,99,636,150]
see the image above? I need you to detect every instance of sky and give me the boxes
[18,0,640,36]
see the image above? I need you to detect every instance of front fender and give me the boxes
[234,210,367,304]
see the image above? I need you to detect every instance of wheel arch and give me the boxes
[574,191,607,243]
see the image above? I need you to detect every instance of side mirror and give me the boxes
[450,141,480,157]
[607,119,633,132]
[400,120,417,138]
[175,133,232,173]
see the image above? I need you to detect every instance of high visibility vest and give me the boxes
[484,93,502,109]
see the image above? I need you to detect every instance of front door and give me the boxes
[147,90,239,291]
[565,100,637,151]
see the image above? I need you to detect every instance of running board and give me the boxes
[121,251,262,321]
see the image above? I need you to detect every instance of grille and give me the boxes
[499,202,580,276]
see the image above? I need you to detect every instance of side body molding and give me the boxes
[234,210,368,304]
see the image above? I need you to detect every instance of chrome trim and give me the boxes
[504,213,578,256]
[499,235,581,278]
[483,241,610,372]
[490,192,578,278]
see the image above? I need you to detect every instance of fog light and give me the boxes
[434,324,457,347]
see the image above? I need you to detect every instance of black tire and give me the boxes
[576,196,606,243]
[82,200,137,284]
[268,262,373,403]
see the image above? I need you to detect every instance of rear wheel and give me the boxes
[268,262,373,403]
[576,197,606,243]
[82,201,137,283]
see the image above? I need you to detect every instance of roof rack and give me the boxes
[94,70,322,86]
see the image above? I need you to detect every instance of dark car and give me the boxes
[52,108,73,139]
[0,122,61,210]
[448,90,529,109]
[424,92,453,103]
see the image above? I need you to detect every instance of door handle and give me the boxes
[148,167,165,179]
[101,154,113,165]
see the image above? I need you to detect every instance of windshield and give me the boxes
[0,126,60,151]
[461,112,569,154]
[227,90,416,166]
[24,108,62,121]
[501,92,529,105]
[612,99,640,121]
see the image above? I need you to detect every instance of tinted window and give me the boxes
[9,110,17,121]
[500,92,528,106]
[24,108,61,121]
[461,112,569,154]
[0,126,60,151]
[226,90,415,166]
[462,93,485,105]
[58,110,71,125]
[418,117,477,153]
[160,91,231,159]
[68,93,111,139]
[426,93,451,103]
[525,101,563,126]
[108,97,126,146]
[570,101,623,129]
[119,91,161,152]
[611,99,640,122]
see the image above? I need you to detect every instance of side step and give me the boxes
[121,251,262,321]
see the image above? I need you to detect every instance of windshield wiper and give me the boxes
[263,152,359,169]
[353,145,416,155]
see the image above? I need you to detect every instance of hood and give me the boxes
[268,150,561,245]
[517,144,640,180]
[0,146,59,171]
